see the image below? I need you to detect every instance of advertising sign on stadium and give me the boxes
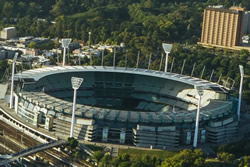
[223,117,233,125]
[200,129,206,143]
[186,131,191,144]
[158,126,176,132]
[210,121,222,127]
[120,128,126,144]
[102,127,109,142]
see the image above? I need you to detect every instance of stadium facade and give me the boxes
[13,66,238,148]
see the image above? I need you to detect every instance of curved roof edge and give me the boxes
[14,65,229,92]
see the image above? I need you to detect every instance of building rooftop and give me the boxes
[3,27,16,31]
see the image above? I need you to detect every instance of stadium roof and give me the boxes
[15,66,229,92]
[20,92,232,124]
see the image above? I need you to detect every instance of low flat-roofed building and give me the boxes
[0,49,15,59]
[0,27,17,40]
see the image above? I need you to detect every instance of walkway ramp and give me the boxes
[0,140,66,165]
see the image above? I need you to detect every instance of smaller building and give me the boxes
[0,49,16,59]
[244,11,250,35]
[242,35,250,43]
[1,27,17,40]
[19,36,34,43]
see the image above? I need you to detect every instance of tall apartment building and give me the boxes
[200,6,245,48]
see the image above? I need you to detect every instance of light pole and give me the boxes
[159,53,163,71]
[88,32,91,47]
[62,38,72,66]
[193,85,208,148]
[136,51,140,69]
[113,47,116,68]
[237,65,244,122]
[10,53,18,109]
[125,50,128,68]
[148,53,152,70]
[162,43,173,73]
[102,49,105,66]
[70,77,83,138]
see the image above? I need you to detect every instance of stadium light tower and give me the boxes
[237,65,244,122]
[70,77,83,138]
[10,53,18,109]
[162,43,173,73]
[193,85,209,148]
[62,38,72,66]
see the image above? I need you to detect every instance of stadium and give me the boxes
[13,66,238,148]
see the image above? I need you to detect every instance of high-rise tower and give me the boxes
[200,6,245,48]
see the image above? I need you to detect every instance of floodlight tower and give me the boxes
[10,53,18,109]
[193,85,208,148]
[62,38,72,66]
[70,77,83,138]
[237,65,244,122]
[162,43,173,73]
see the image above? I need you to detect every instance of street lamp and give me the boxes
[10,53,18,109]
[237,65,244,122]
[113,47,116,68]
[88,32,91,47]
[62,38,72,66]
[102,48,105,66]
[193,85,209,148]
[70,77,83,138]
[162,43,173,73]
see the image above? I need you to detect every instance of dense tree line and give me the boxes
[93,148,250,167]
[0,0,249,59]
[0,0,249,50]
[94,149,207,167]
[0,0,249,103]
[215,138,250,167]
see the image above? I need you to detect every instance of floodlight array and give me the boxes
[62,38,72,48]
[71,77,84,89]
[162,43,173,53]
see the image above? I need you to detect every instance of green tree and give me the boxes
[28,42,37,49]
[218,152,235,164]
[27,2,37,16]
[2,1,15,18]
[162,149,207,167]
[238,156,250,167]
[0,60,8,80]
[67,137,78,150]
[118,161,130,167]
[242,0,250,10]
[49,57,57,65]
[99,154,112,167]
[17,2,28,17]
[93,151,104,163]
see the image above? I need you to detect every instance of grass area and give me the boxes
[85,144,103,152]
[119,148,178,160]
[206,158,224,167]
